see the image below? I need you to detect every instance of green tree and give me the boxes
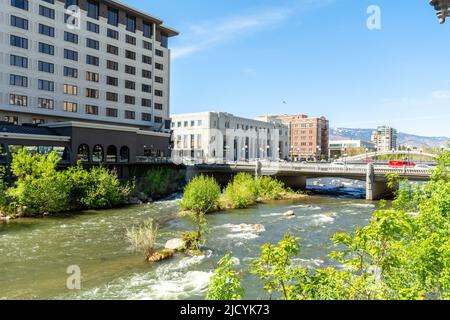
[206,253,244,300]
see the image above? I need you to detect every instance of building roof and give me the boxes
[0,123,62,136]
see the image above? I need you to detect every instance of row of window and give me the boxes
[9,34,164,70]
[8,93,163,122]
[9,73,164,98]
[173,120,203,128]
[11,0,163,43]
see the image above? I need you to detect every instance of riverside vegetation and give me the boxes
[206,146,450,300]
[0,148,187,220]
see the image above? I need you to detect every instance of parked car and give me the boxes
[331,161,346,167]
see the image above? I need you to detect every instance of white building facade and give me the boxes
[170,112,290,163]
[371,125,398,152]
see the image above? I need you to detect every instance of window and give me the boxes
[155,76,163,84]
[124,96,135,105]
[64,31,78,44]
[125,65,136,75]
[92,145,104,162]
[155,90,163,97]
[4,116,18,125]
[77,144,89,162]
[143,40,152,51]
[39,42,54,55]
[64,84,78,95]
[154,103,163,110]
[39,24,55,37]
[87,0,99,20]
[11,15,28,30]
[10,74,27,87]
[154,116,163,123]
[107,45,119,55]
[125,50,136,60]
[142,70,152,79]
[107,7,118,26]
[143,22,152,38]
[86,71,99,82]
[9,94,27,107]
[86,38,99,50]
[38,61,54,73]
[64,49,78,61]
[10,35,28,49]
[106,108,118,117]
[65,0,78,9]
[107,60,118,70]
[155,63,164,70]
[126,35,136,45]
[86,88,99,99]
[107,28,119,40]
[156,49,164,57]
[107,76,118,86]
[64,101,77,112]
[38,80,54,91]
[87,21,99,33]
[10,54,28,68]
[86,55,99,66]
[11,0,28,10]
[32,118,45,125]
[120,146,129,163]
[85,105,98,115]
[125,110,135,119]
[106,145,117,163]
[125,80,135,90]
[126,15,136,32]
[39,5,55,19]
[142,84,151,93]
[142,98,151,107]
[142,55,152,65]
[38,98,54,109]
[106,92,118,102]
[64,66,78,78]
[142,113,152,122]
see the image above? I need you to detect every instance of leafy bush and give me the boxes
[179,175,221,214]
[206,253,244,300]
[256,176,286,201]
[139,167,185,199]
[68,166,128,209]
[222,173,258,209]
[126,218,158,258]
[6,148,70,216]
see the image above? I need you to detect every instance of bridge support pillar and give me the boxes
[366,163,396,200]
[185,166,199,183]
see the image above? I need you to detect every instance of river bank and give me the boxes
[0,183,375,300]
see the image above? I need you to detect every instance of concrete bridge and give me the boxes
[343,150,438,162]
[186,161,432,200]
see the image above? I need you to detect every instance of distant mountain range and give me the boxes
[330,128,449,148]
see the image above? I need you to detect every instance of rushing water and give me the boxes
[0,179,376,300]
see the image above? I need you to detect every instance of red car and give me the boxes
[389,160,416,168]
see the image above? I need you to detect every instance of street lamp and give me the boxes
[365,148,369,162]
[316,145,321,162]
[430,0,450,24]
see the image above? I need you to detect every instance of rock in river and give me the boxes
[165,238,185,251]
[284,210,295,217]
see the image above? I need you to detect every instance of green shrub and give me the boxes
[206,253,244,300]
[6,148,70,216]
[75,166,129,209]
[222,173,258,209]
[256,176,286,201]
[139,167,185,199]
[179,175,221,214]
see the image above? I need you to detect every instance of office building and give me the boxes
[371,125,397,152]
[170,112,290,162]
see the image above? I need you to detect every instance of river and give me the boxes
[0,179,376,300]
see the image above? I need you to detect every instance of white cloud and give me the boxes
[171,6,299,59]
[431,90,450,99]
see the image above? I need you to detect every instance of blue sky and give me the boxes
[124,0,450,137]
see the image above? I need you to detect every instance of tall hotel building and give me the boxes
[0,0,178,168]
